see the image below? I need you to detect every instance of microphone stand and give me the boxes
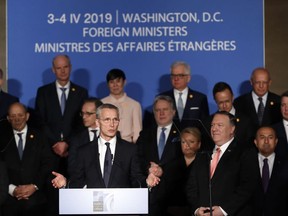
[208,152,213,216]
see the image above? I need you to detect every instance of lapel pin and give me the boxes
[236,118,240,123]
[189,94,193,99]
[270,101,274,106]
[30,134,34,139]
[71,88,76,92]
[172,130,177,134]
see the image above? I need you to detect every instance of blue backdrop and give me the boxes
[7,0,264,114]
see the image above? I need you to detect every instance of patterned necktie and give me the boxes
[103,142,112,187]
[60,87,67,115]
[90,129,97,141]
[178,92,184,120]
[262,158,269,192]
[257,97,265,125]
[210,147,221,178]
[158,127,166,159]
[17,133,23,159]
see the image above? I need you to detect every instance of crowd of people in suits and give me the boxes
[0,54,288,216]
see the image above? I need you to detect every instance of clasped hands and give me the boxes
[13,184,37,200]
[52,141,68,157]
[196,206,224,216]
[146,162,162,188]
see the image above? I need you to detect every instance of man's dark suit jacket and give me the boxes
[186,139,258,216]
[35,82,88,145]
[136,124,182,173]
[0,90,19,120]
[68,128,90,177]
[234,91,281,129]
[160,88,209,130]
[251,150,288,215]
[0,126,54,214]
[0,161,8,216]
[70,137,146,188]
[272,121,288,160]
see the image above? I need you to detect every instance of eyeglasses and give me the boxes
[80,111,96,117]
[170,74,189,79]
[99,118,120,124]
[252,81,270,86]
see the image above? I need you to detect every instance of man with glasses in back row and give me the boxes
[68,97,103,178]
[160,61,209,131]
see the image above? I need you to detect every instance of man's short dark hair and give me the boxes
[281,90,288,99]
[213,82,234,99]
[83,97,103,110]
[214,111,237,126]
[106,69,126,83]
[0,68,3,79]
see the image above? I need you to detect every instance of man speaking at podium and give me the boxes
[52,103,159,190]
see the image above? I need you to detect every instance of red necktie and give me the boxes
[210,147,221,178]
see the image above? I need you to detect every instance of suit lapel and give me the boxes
[49,83,62,116]
[93,140,103,180]
[160,124,180,164]
[65,82,78,114]
[247,93,259,124]
[148,127,160,162]
[22,129,35,161]
[267,156,281,193]
[211,140,237,181]
[109,139,124,187]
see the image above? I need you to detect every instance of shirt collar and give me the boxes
[56,81,70,89]
[13,125,28,134]
[174,87,188,95]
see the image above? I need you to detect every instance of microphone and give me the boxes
[185,118,212,141]
[181,117,214,216]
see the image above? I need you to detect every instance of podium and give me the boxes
[59,188,148,215]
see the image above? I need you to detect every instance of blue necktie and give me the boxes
[17,133,23,159]
[262,158,269,192]
[60,87,67,115]
[158,128,166,159]
[178,92,184,120]
[258,97,265,125]
[103,142,112,187]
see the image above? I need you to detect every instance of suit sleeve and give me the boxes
[35,87,59,144]
[34,132,56,190]
[200,95,209,120]
[0,162,8,205]
[136,130,150,174]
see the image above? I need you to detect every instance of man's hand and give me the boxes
[148,162,163,177]
[195,207,211,216]
[146,173,160,188]
[13,184,37,200]
[52,141,68,157]
[51,171,67,189]
[211,206,225,216]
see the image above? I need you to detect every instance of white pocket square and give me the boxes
[190,107,199,110]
